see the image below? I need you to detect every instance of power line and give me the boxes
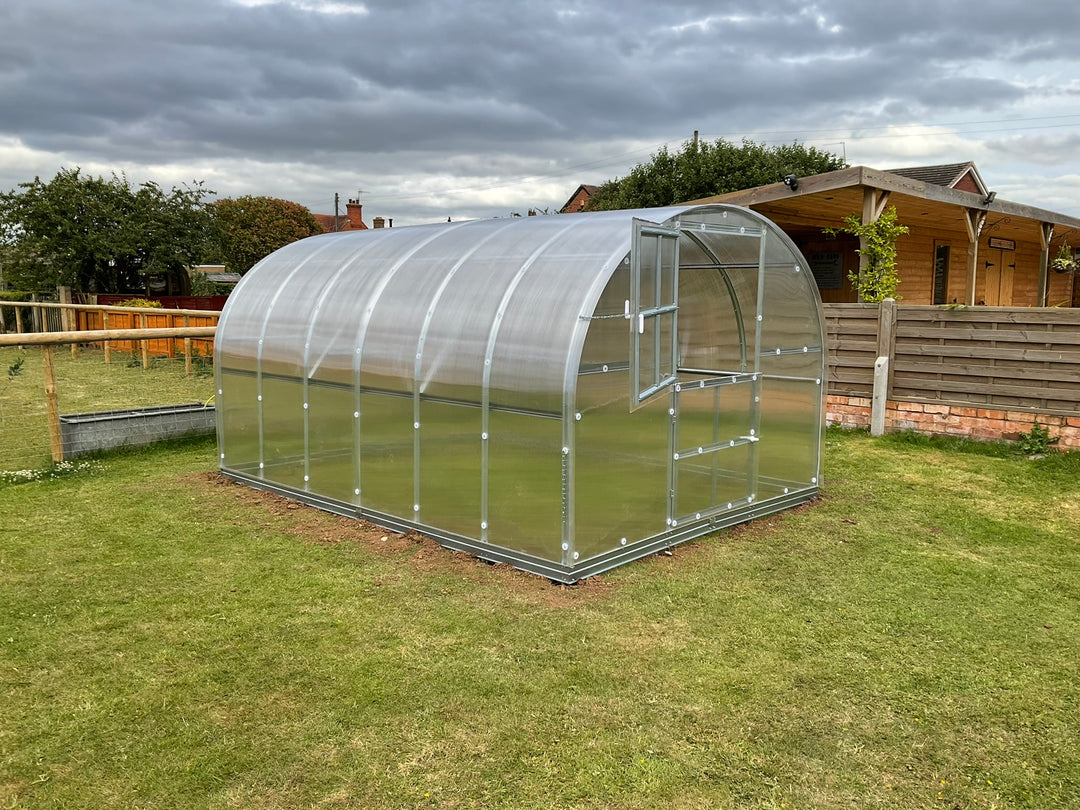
[363,115,1080,205]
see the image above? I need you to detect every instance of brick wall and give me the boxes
[826,394,1080,450]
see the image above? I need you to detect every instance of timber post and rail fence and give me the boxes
[1,299,218,464]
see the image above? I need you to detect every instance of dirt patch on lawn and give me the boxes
[186,471,616,606]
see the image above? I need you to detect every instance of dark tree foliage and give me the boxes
[586,138,846,211]
[0,168,214,293]
[212,196,324,275]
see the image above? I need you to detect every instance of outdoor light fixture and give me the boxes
[783,174,799,191]
[984,191,997,206]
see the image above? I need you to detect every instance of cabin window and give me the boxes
[933,244,950,305]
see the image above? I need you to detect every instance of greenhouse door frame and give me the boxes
[629,219,681,408]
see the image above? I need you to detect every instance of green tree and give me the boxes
[0,168,214,293]
[824,205,909,302]
[586,137,845,211]
[212,196,324,275]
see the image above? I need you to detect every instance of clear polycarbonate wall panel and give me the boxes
[217,238,331,374]
[580,260,631,372]
[260,246,363,379]
[360,245,467,395]
[259,378,307,489]
[674,443,752,521]
[418,253,517,404]
[304,232,420,388]
[677,266,745,373]
[487,411,563,561]
[675,380,754,455]
[419,401,482,538]
[759,262,824,363]
[220,371,260,472]
[488,219,629,414]
[759,349,825,380]
[573,372,670,561]
[307,384,357,503]
[358,392,414,517]
[756,376,821,494]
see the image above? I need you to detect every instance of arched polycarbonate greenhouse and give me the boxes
[215,204,825,582]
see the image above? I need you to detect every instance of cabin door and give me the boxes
[983,248,1015,306]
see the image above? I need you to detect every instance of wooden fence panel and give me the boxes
[76,307,217,357]
[823,303,877,396]
[890,307,1080,415]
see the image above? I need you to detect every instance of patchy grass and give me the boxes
[1,429,1079,808]
[0,345,214,470]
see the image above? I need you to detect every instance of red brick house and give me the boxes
[313,198,368,232]
[559,184,599,213]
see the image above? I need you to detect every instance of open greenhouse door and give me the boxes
[630,219,680,407]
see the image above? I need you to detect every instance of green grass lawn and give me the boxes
[1,429,1078,808]
[0,345,215,471]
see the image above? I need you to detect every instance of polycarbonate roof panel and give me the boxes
[218,207,691,407]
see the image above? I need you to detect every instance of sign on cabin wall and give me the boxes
[809,251,844,290]
[988,237,1016,251]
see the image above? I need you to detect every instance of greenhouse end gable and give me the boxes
[215,204,825,583]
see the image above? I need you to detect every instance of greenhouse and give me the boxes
[215,204,825,583]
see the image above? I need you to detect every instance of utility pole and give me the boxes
[333,193,340,232]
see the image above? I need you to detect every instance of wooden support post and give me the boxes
[962,208,986,306]
[14,305,24,348]
[140,312,149,369]
[103,311,112,363]
[856,189,891,302]
[183,315,193,377]
[43,345,64,462]
[1038,223,1053,307]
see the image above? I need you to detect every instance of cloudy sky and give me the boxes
[2,0,1079,225]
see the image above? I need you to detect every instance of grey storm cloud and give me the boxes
[1,0,1079,221]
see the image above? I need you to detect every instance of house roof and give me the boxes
[559,184,599,213]
[886,162,988,196]
[686,164,1080,250]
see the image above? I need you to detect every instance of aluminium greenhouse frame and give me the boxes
[215,204,825,583]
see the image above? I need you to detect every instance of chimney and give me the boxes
[373,216,385,229]
[345,198,364,230]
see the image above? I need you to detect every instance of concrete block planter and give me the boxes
[60,403,216,459]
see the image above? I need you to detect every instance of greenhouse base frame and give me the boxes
[220,469,818,584]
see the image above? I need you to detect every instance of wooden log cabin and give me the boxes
[691,162,1080,307]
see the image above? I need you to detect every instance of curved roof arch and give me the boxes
[217,204,810,415]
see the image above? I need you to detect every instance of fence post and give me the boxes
[14,305,24,348]
[140,312,149,370]
[43,345,64,462]
[59,286,79,358]
[103,311,112,364]
[870,298,898,436]
[183,315,193,377]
